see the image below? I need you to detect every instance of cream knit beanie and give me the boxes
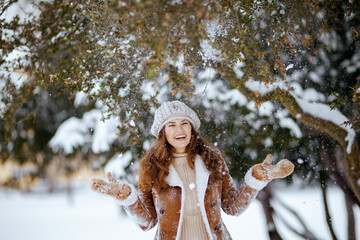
[151,101,200,137]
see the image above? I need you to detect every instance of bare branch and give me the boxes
[274,196,318,240]
[257,189,283,240]
[321,183,338,240]
[0,0,18,17]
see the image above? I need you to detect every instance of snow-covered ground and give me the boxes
[0,184,359,240]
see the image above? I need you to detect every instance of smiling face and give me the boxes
[164,118,192,154]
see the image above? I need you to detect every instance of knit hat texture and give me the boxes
[151,101,200,137]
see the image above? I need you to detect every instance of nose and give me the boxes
[175,124,185,133]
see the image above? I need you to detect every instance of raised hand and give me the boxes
[91,172,132,200]
[252,154,294,181]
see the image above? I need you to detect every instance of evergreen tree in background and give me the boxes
[1,1,359,238]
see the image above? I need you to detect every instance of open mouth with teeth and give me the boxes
[175,135,186,140]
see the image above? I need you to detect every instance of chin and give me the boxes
[175,144,187,150]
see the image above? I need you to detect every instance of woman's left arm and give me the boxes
[221,154,294,216]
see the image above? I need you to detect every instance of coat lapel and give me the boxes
[194,155,213,240]
[165,164,184,240]
[165,155,213,240]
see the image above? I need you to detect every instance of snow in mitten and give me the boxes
[252,154,294,181]
[91,172,132,200]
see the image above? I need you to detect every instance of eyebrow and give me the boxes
[167,120,189,124]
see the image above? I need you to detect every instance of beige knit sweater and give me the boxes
[172,153,209,240]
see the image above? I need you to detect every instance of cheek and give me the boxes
[164,128,173,142]
[186,126,192,136]
[185,127,192,142]
[165,132,170,142]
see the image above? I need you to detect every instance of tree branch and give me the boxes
[345,193,356,240]
[274,196,318,240]
[214,63,276,102]
[0,0,18,17]
[279,90,360,203]
[215,64,360,202]
[257,189,283,240]
[320,141,360,206]
[321,182,338,240]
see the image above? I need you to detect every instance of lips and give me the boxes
[175,135,186,140]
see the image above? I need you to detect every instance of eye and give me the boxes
[168,124,174,127]
[182,121,189,125]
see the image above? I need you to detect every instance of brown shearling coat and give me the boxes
[122,155,265,240]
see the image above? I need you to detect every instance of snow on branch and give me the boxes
[250,77,355,153]
[220,62,356,155]
[292,94,355,154]
[199,39,223,63]
[49,109,119,155]
[104,151,133,179]
[0,0,42,23]
[194,68,248,108]
[245,78,288,96]
[49,116,88,155]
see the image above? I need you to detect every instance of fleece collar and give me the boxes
[165,155,210,188]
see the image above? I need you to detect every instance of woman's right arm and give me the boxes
[91,173,158,231]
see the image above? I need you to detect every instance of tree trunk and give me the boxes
[321,181,338,240]
[257,189,283,240]
[345,194,356,240]
[320,140,360,206]
[344,144,360,202]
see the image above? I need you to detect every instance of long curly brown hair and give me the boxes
[138,124,226,192]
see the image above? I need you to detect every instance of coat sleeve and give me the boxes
[220,159,269,216]
[119,184,158,231]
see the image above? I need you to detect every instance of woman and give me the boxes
[91,100,294,240]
